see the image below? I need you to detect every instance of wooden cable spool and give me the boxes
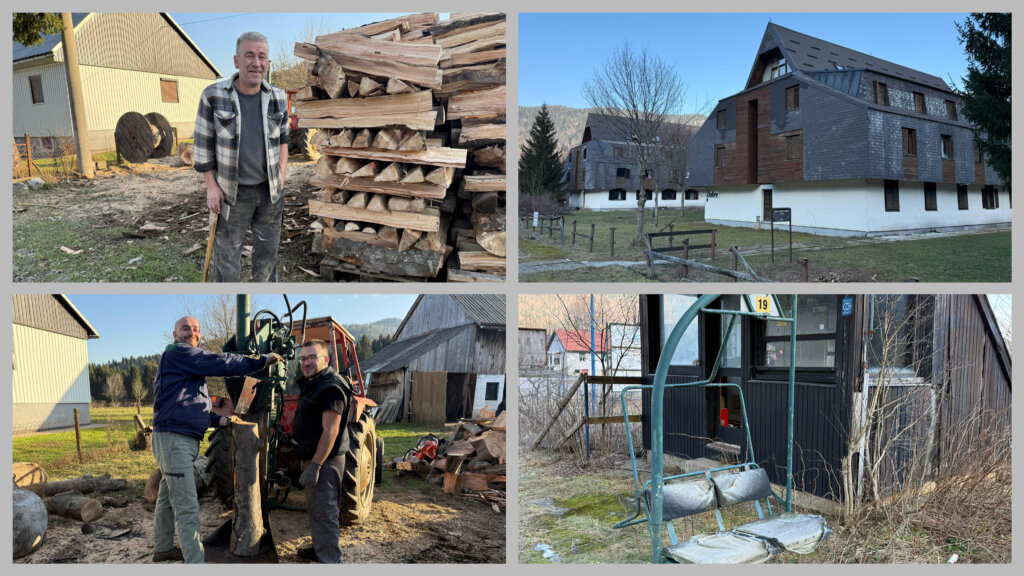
[145,112,175,158]
[114,111,168,163]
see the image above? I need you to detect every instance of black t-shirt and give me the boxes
[293,368,352,459]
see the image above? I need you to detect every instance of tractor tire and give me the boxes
[375,436,384,485]
[203,427,234,509]
[288,128,308,156]
[339,413,377,526]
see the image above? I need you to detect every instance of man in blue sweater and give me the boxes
[151,316,282,563]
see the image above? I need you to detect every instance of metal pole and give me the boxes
[786,295,797,512]
[236,295,251,352]
[789,220,793,263]
[590,294,598,415]
[583,374,590,460]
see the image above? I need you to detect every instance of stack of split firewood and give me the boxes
[388,411,506,512]
[294,12,506,282]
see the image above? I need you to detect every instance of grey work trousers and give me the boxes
[303,454,347,563]
[212,181,283,282]
[152,431,204,563]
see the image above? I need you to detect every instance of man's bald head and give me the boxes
[173,316,201,347]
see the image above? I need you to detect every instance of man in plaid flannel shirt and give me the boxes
[193,31,288,282]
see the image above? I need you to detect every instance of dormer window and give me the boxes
[765,57,790,81]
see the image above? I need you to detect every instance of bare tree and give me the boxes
[271,16,332,90]
[582,42,686,245]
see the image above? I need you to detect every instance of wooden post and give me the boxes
[668,223,674,247]
[589,223,595,253]
[26,134,33,177]
[548,218,554,238]
[799,257,809,283]
[711,229,717,261]
[230,421,264,556]
[572,220,577,247]
[610,227,615,258]
[732,246,739,283]
[683,239,690,278]
[74,408,83,464]
[560,216,565,246]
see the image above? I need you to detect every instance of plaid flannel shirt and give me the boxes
[193,73,289,206]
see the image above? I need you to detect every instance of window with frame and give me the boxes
[867,295,930,373]
[957,184,969,210]
[769,57,789,79]
[608,189,626,201]
[913,92,925,114]
[884,179,900,211]
[684,190,699,200]
[974,142,983,164]
[639,190,653,201]
[715,146,726,168]
[873,81,889,106]
[982,186,999,209]
[614,147,623,158]
[717,295,743,369]
[945,100,958,120]
[902,127,917,155]
[661,295,701,367]
[786,133,802,160]
[583,148,587,159]
[661,190,677,200]
[786,85,800,110]
[941,134,953,159]
[924,182,937,211]
[484,381,500,401]
[160,78,179,103]
[717,109,726,130]
[29,75,44,104]
[616,167,631,178]
[761,295,838,370]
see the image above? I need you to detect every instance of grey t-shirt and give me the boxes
[236,89,268,186]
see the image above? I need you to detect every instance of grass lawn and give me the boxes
[520,208,1011,282]
[16,141,192,181]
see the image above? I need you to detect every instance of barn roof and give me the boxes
[360,324,473,373]
[450,294,506,327]
[56,295,100,339]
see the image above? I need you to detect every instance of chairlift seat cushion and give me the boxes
[734,512,831,554]
[663,531,775,564]
[646,479,717,522]
[712,468,772,507]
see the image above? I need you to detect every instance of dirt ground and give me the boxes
[17,476,505,564]
[12,155,326,282]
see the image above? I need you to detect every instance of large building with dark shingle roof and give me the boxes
[685,23,1009,236]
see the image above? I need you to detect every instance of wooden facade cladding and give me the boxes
[942,159,956,184]
[903,154,918,181]
[713,84,805,186]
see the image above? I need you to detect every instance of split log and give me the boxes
[334,157,363,175]
[309,201,440,233]
[433,20,506,49]
[397,131,426,151]
[371,127,402,150]
[427,13,505,37]
[470,430,506,461]
[471,211,506,257]
[320,145,467,168]
[377,226,399,245]
[361,225,377,234]
[458,118,506,147]
[398,229,422,251]
[347,79,360,98]
[424,167,454,188]
[316,156,338,175]
[13,482,47,558]
[311,54,346,98]
[374,163,401,182]
[350,129,373,148]
[330,129,354,148]
[314,27,442,67]
[230,421,263,556]
[448,86,506,119]
[463,174,506,192]
[317,235,443,277]
[358,76,384,97]
[34,473,128,497]
[458,250,505,274]
[309,129,332,149]
[328,230,397,249]
[439,60,507,96]
[445,439,476,458]
[388,197,426,212]
[366,194,388,211]
[386,78,414,95]
[332,190,351,204]
[335,13,439,40]
[400,165,425,183]
[443,472,464,494]
[311,174,447,200]
[298,112,437,132]
[347,192,369,208]
[47,490,104,523]
[491,411,506,432]
[447,269,504,283]
[350,162,378,179]
[294,42,443,89]
[344,222,362,232]
[440,48,506,69]
[472,145,506,170]
[471,191,501,214]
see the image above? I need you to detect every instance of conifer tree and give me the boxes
[519,104,566,199]
[957,13,1011,186]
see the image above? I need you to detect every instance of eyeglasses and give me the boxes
[299,354,324,363]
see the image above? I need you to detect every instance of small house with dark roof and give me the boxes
[685,23,1009,236]
[12,295,100,432]
[360,294,505,425]
[564,113,702,210]
[12,13,221,154]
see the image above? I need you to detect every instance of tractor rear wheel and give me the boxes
[203,427,234,509]
[339,413,377,525]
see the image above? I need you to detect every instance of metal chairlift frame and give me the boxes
[613,294,798,563]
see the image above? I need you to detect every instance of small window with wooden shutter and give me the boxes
[717,109,726,130]
[941,134,953,159]
[29,75,44,104]
[913,92,925,114]
[874,81,889,106]
[884,179,900,212]
[924,182,937,211]
[945,100,958,120]
[786,133,802,160]
[957,184,969,210]
[715,146,726,168]
[786,85,800,110]
[160,79,179,103]
[902,128,917,155]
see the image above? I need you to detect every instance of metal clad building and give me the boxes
[12,295,100,431]
[12,13,220,153]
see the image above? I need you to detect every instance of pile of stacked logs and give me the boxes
[388,411,506,511]
[294,12,506,282]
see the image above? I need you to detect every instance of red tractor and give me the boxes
[286,88,310,156]
[204,297,382,528]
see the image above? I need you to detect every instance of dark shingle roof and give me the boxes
[451,294,505,327]
[584,113,700,147]
[12,13,89,62]
[769,23,950,92]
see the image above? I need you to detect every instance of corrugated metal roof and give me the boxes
[769,23,950,92]
[12,13,89,62]
[360,324,474,373]
[451,294,506,327]
[804,69,863,97]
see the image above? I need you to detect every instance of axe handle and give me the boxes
[202,211,218,282]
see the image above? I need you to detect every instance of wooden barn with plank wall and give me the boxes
[637,294,1011,503]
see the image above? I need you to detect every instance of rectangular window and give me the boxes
[684,190,699,200]
[902,127,917,155]
[715,146,726,168]
[941,134,953,159]
[982,186,999,209]
[924,182,937,211]
[957,184,969,210]
[786,133,801,160]
[874,81,889,106]
[786,85,800,110]
[661,295,701,366]
[484,381,499,401]
[913,92,925,114]
[583,148,587,159]
[717,109,726,130]
[29,75,44,104]
[579,353,587,361]
[608,189,626,201]
[616,167,631,178]
[638,190,653,201]
[160,78,179,103]
[763,295,838,369]
[868,295,928,372]
[661,190,677,200]
[884,179,900,212]
[614,147,623,158]
[718,295,743,368]
[945,100,958,120]
[974,142,983,164]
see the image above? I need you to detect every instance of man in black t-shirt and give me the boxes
[293,339,352,563]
